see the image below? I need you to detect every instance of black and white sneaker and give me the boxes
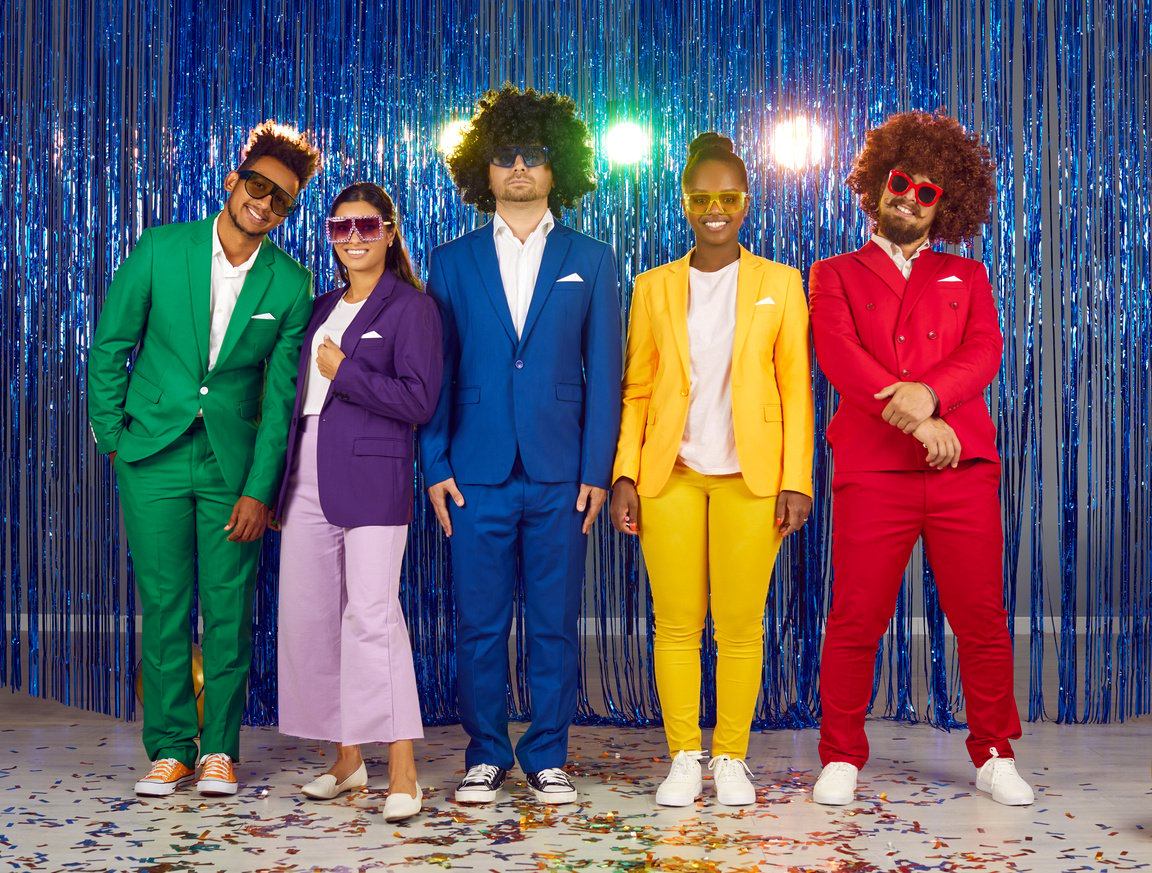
[525,767,578,804]
[454,764,508,803]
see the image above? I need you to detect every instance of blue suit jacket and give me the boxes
[419,219,622,488]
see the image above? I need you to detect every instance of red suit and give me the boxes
[809,240,1022,769]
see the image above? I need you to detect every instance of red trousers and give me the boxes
[818,462,1022,769]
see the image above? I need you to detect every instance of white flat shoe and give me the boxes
[812,761,858,805]
[383,782,423,821]
[301,763,368,799]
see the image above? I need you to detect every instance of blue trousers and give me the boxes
[449,461,586,772]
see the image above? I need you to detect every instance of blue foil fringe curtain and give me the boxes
[2,0,1150,729]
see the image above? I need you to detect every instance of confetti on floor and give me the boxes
[1,696,1150,872]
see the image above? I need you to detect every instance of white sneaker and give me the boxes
[708,755,755,806]
[654,750,703,806]
[975,749,1034,805]
[812,761,858,805]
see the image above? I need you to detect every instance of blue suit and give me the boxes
[419,219,622,771]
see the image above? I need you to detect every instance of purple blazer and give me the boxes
[277,271,443,527]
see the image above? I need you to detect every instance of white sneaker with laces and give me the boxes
[975,748,1034,805]
[709,755,756,806]
[654,750,703,806]
[812,761,858,805]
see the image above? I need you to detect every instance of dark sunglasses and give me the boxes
[489,145,550,168]
[325,215,393,243]
[887,170,943,207]
[236,170,299,216]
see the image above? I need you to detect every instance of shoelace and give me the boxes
[200,754,232,780]
[708,755,753,780]
[666,750,703,782]
[144,758,185,780]
[532,767,573,789]
[984,747,1016,784]
[460,764,502,786]
[821,761,857,778]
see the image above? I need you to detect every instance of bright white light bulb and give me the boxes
[603,121,651,165]
[438,120,470,158]
[771,117,825,170]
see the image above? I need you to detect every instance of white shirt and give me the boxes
[493,210,555,338]
[301,296,365,415]
[871,233,931,281]
[678,260,741,475]
[208,213,262,371]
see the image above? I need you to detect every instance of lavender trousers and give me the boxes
[277,424,424,745]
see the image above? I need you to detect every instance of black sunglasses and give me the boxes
[489,145,550,168]
[236,170,299,216]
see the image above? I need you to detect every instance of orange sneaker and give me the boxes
[197,752,238,796]
[134,758,196,797]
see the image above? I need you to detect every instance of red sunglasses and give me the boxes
[887,170,943,207]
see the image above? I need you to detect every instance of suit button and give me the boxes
[680,388,688,396]
[514,360,524,369]
[865,303,876,311]
[901,369,911,377]
[950,301,959,309]
[897,335,905,343]
[199,386,209,395]
[928,331,937,339]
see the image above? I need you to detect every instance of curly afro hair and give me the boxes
[847,110,996,244]
[239,120,321,187]
[446,84,596,213]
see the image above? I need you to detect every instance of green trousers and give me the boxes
[115,421,261,767]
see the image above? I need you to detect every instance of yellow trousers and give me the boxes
[639,463,783,758]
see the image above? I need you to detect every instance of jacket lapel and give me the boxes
[518,224,572,346]
[335,272,397,362]
[214,240,274,367]
[854,240,906,300]
[469,224,517,346]
[663,252,692,381]
[731,247,762,362]
[185,217,215,373]
[897,248,947,328]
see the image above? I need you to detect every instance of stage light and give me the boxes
[603,121,651,165]
[438,120,469,158]
[771,116,825,169]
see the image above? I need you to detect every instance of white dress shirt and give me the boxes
[208,213,262,370]
[300,296,366,416]
[678,260,741,475]
[493,210,555,338]
[871,233,931,281]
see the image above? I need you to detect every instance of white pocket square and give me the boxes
[755,296,776,306]
[557,272,584,283]
[361,330,383,339]
[938,275,963,283]
[252,312,276,320]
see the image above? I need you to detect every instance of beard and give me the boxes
[225,198,269,240]
[496,177,545,202]
[877,209,928,245]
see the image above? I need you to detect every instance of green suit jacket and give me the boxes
[87,214,313,506]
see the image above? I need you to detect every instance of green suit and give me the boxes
[88,214,312,766]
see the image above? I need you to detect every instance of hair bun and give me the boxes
[688,132,734,157]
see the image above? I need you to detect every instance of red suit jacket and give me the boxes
[809,241,1003,472]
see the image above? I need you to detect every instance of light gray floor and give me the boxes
[2,693,1150,871]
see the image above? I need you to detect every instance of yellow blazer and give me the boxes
[613,247,814,499]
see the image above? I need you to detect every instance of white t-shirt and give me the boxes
[678,260,740,475]
[301,295,366,416]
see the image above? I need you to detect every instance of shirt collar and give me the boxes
[493,209,555,242]
[871,232,931,263]
[212,213,262,274]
